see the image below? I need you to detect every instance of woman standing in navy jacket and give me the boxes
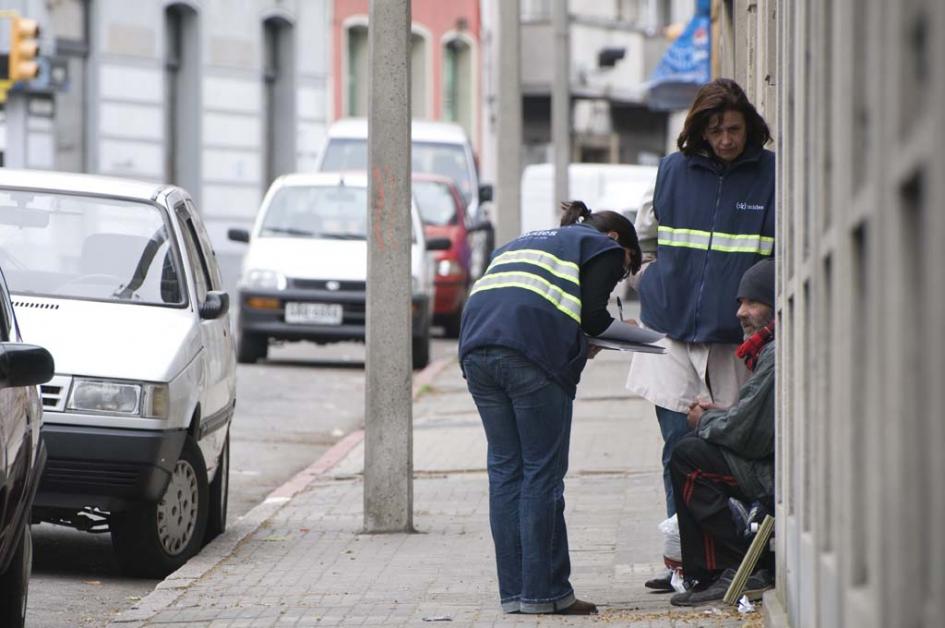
[625,78,775,590]
[460,202,641,615]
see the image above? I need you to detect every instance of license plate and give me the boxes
[285,302,343,325]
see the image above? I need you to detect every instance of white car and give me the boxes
[228,172,446,369]
[0,170,236,578]
[315,118,494,279]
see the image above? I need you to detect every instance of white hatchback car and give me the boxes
[0,170,236,578]
[228,172,445,369]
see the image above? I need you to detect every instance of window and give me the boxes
[413,180,459,226]
[411,33,428,118]
[185,200,222,290]
[0,192,185,306]
[346,25,369,116]
[442,38,472,136]
[176,205,210,303]
[263,17,297,189]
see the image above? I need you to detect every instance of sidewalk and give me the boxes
[110,349,758,627]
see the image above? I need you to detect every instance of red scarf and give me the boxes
[735,320,775,371]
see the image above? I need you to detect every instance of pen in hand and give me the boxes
[616,296,624,322]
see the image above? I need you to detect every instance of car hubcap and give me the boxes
[157,459,199,555]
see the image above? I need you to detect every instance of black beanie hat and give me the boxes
[737,258,775,308]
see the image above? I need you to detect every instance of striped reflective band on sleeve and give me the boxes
[658,226,775,255]
[486,249,581,285]
[470,270,582,323]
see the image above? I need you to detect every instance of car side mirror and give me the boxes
[426,237,452,252]
[478,183,493,204]
[227,228,250,243]
[0,343,55,388]
[200,291,230,320]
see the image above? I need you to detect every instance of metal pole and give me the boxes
[494,0,521,245]
[364,0,413,533]
[552,0,570,220]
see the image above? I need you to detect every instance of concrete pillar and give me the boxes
[363,0,413,534]
[494,0,521,245]
[552,0,570,215]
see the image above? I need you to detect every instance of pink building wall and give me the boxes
[332,0,482,150]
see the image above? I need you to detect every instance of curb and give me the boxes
[109,354,455,626]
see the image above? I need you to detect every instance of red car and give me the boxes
[412,175,477,337]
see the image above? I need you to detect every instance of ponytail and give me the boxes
[560,200,592,226]
[559,199,642,275]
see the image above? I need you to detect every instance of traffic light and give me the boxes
[9,15,40,83]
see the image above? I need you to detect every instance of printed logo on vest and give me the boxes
[735,202,765,211]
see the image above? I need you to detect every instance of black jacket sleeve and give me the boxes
[579,249,624,336]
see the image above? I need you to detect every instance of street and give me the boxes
[26,337,456,627]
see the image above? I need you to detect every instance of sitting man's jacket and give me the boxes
[696,341,775,499]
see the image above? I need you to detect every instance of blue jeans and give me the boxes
[462,347,577,614]
[656,405,690,517]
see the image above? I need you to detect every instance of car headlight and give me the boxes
[437,260,463,277]
[242,269,287,291]
[68,378,169,418]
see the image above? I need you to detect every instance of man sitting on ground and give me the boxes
[668,258,776,607]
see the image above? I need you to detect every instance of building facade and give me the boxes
[331,0,482,151]
[2,0,333,288]
[716,1,945,626]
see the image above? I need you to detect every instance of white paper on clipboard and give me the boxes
[587,336,666,353]
[587,320,666,353]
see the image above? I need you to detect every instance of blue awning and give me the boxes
[646,0,711,111]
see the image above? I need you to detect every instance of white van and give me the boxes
[520,163,657,235]
[315,118,494,278]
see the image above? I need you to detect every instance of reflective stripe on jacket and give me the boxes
[459,224,622,398]
[638,147,776,343]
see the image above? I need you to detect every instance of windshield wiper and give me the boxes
[114,228,168,300]
[317,232,365,240]
[261,226,317,237]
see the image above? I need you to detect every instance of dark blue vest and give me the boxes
[459,223,622,398]
[638,147,775,343]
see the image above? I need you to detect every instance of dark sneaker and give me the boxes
[742,568,775,600]
[670,568,773,607]
[554,599,598,615]
[644,571,675,593]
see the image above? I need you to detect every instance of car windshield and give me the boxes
[261,185,369,239]
[0,190,185,306]
[413,180,458,226]
[321,138,474,205]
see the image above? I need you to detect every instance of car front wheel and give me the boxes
[412,325,431,370]
[111,436,209,578]
[0,524,31,628]
[237,331,268,364]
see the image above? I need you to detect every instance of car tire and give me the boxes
[0,524,31,628]
[442,309,462,339]
[237,331,268,364]
[412,326,431,370]
[204,431,229,544]
[111,436,209,579]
